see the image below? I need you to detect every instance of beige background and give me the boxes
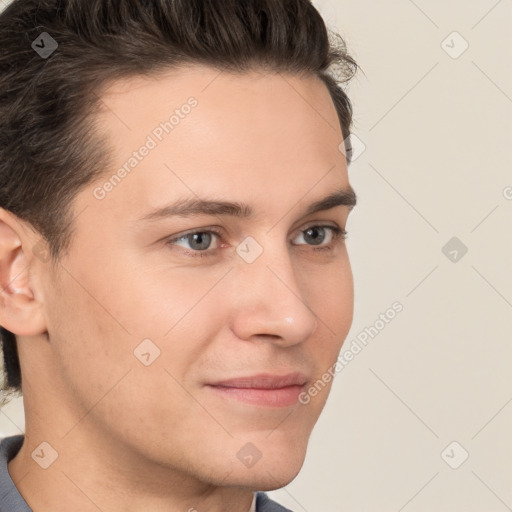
[1,0,511,511]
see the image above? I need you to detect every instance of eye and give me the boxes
[164,224,347,258]
[166,229,223,257]
[292,224,347,250]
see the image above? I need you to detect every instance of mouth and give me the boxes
[205,372,309,408]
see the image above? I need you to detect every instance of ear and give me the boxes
[0,207,47,336]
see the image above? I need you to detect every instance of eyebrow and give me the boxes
[136,186,357,223]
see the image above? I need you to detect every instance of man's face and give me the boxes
[30,65,355,489]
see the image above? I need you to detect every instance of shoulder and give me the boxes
[0,434,33,512]
[0,434,25,459]
[255,491,295,512]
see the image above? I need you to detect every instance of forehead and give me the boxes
[82,65,349,224]
[95,63,344,155]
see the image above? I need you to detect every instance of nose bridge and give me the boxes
[229,235,319,344]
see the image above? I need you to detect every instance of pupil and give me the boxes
[305,227,324,246]
[190,232,211,251]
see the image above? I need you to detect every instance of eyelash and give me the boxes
[164,224,348,259]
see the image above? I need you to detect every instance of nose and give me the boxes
[228,249,320,348]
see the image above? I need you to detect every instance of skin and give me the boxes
[0,65,355,512]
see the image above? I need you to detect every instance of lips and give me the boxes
[205,372,309,407]
[208,372,309,389]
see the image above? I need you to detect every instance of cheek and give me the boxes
[75,259,225,400]
[302,257,354,382]
[45,271,134,399]
[43,266,202,440]
[100,250,220,337]
[308,254,354,332]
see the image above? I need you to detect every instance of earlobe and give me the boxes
[0,209,47,337]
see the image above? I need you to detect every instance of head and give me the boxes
[0,0,358,490]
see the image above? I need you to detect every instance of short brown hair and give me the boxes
[0,0,359,395]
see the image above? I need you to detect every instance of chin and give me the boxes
[248,463,304,492]
[221,463,304,492]
[222,440,308,491]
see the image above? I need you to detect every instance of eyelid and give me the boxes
[163,224,347,261]
[166,221,344,243]
[297,220,340,233]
